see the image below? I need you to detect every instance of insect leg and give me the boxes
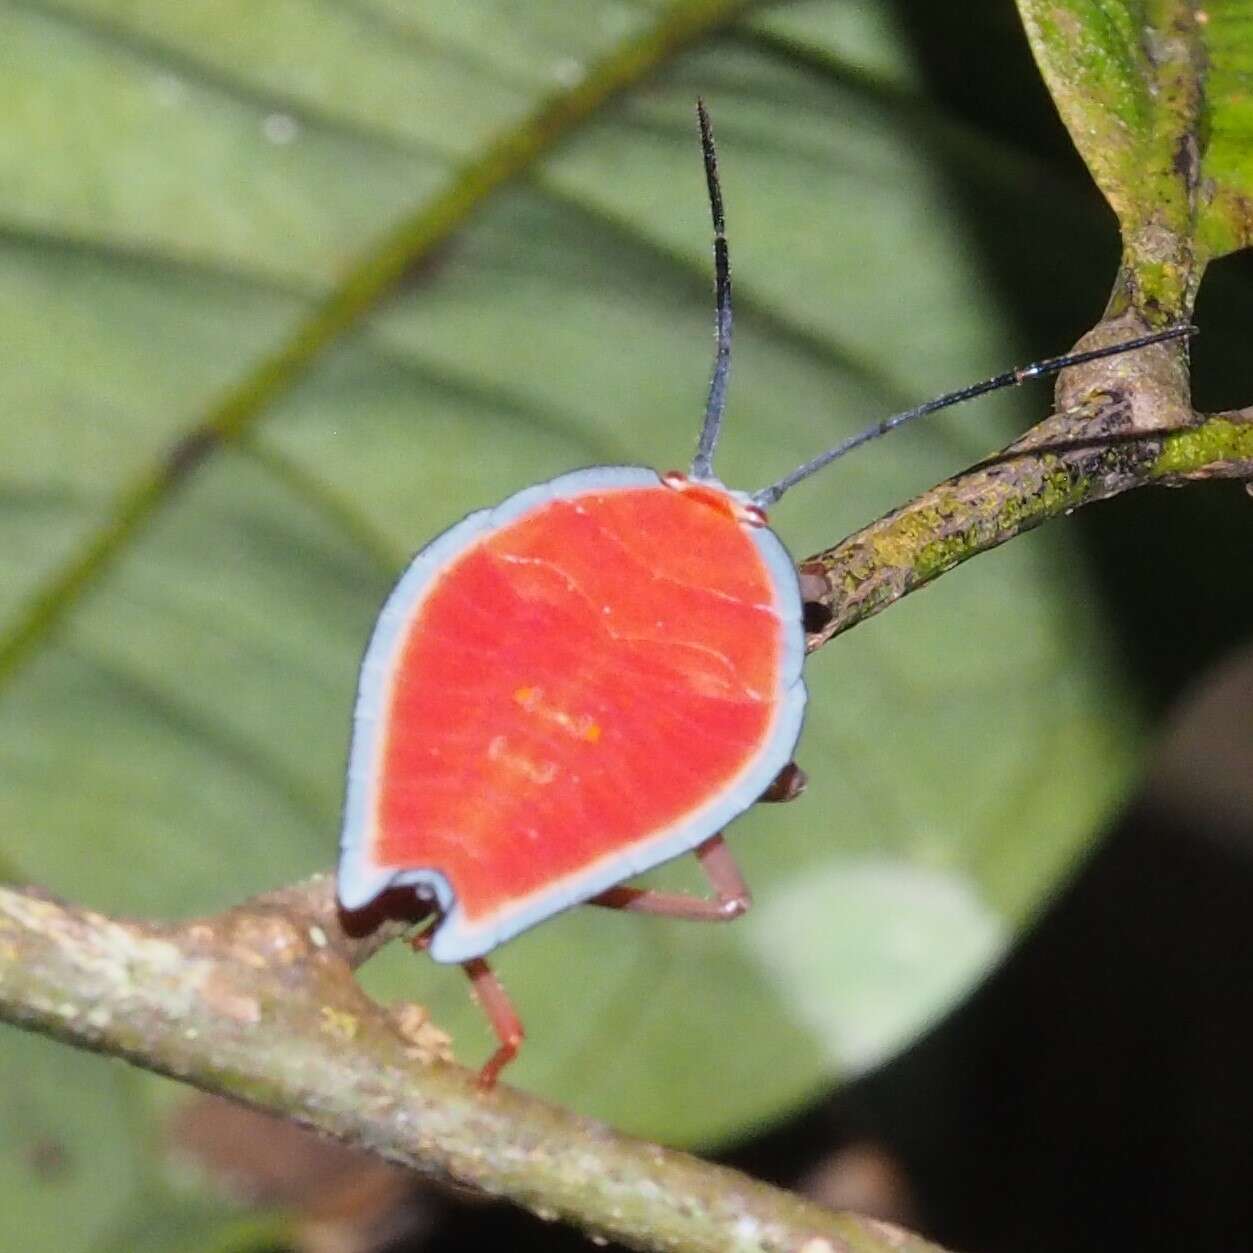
[463,957,525,1089]
[587,833,751,921]
[758,761,807,803]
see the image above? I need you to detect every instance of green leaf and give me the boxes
[0,1028,141,1253]
[1017,0,1253,312]
[0,1028,259,1253]
[0,1,1144,1236]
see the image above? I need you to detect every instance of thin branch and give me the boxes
[0,880,946,1253]
[798,320,1252,648]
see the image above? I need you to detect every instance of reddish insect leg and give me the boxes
[588,833,751,920]
[463,958,525,1089]
[433,833,754,1086]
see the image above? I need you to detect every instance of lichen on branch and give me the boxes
[800,319,1252,649]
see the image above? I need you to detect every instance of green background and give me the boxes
[2,1,1249,1249]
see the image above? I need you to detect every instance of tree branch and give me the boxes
[0,879,944,1253]
[798,318,1252,649]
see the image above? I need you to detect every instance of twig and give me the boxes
[799,319,1252,648]
[0,880,945,1253]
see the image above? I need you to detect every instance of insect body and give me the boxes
[337,102,1193,1087]
[338,467,806,964]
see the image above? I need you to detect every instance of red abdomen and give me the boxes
[338,469,805,961]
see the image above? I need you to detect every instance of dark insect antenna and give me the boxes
[753,324,1196,507]
[690,98,732,482]
[684,104,1195,505]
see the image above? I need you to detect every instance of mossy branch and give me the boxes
[799,314,1252,649]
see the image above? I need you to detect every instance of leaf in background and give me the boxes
[0,1,1155,1243]
[0,1027,261,1253]
[1017,0,1253,311]
[0,1030,140,1253]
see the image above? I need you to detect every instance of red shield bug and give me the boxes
[338,101,1194,1087]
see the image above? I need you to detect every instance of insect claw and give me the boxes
[476,1030,525,1090]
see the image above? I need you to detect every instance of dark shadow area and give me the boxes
[854,787,1253,1252]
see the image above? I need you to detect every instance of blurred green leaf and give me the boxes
[0,1,1153,1243]
[1018,0,1253,310]
[0,1029,140,1253]
[0,1028,259,1253]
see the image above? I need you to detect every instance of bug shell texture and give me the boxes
[338,466,806,962]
